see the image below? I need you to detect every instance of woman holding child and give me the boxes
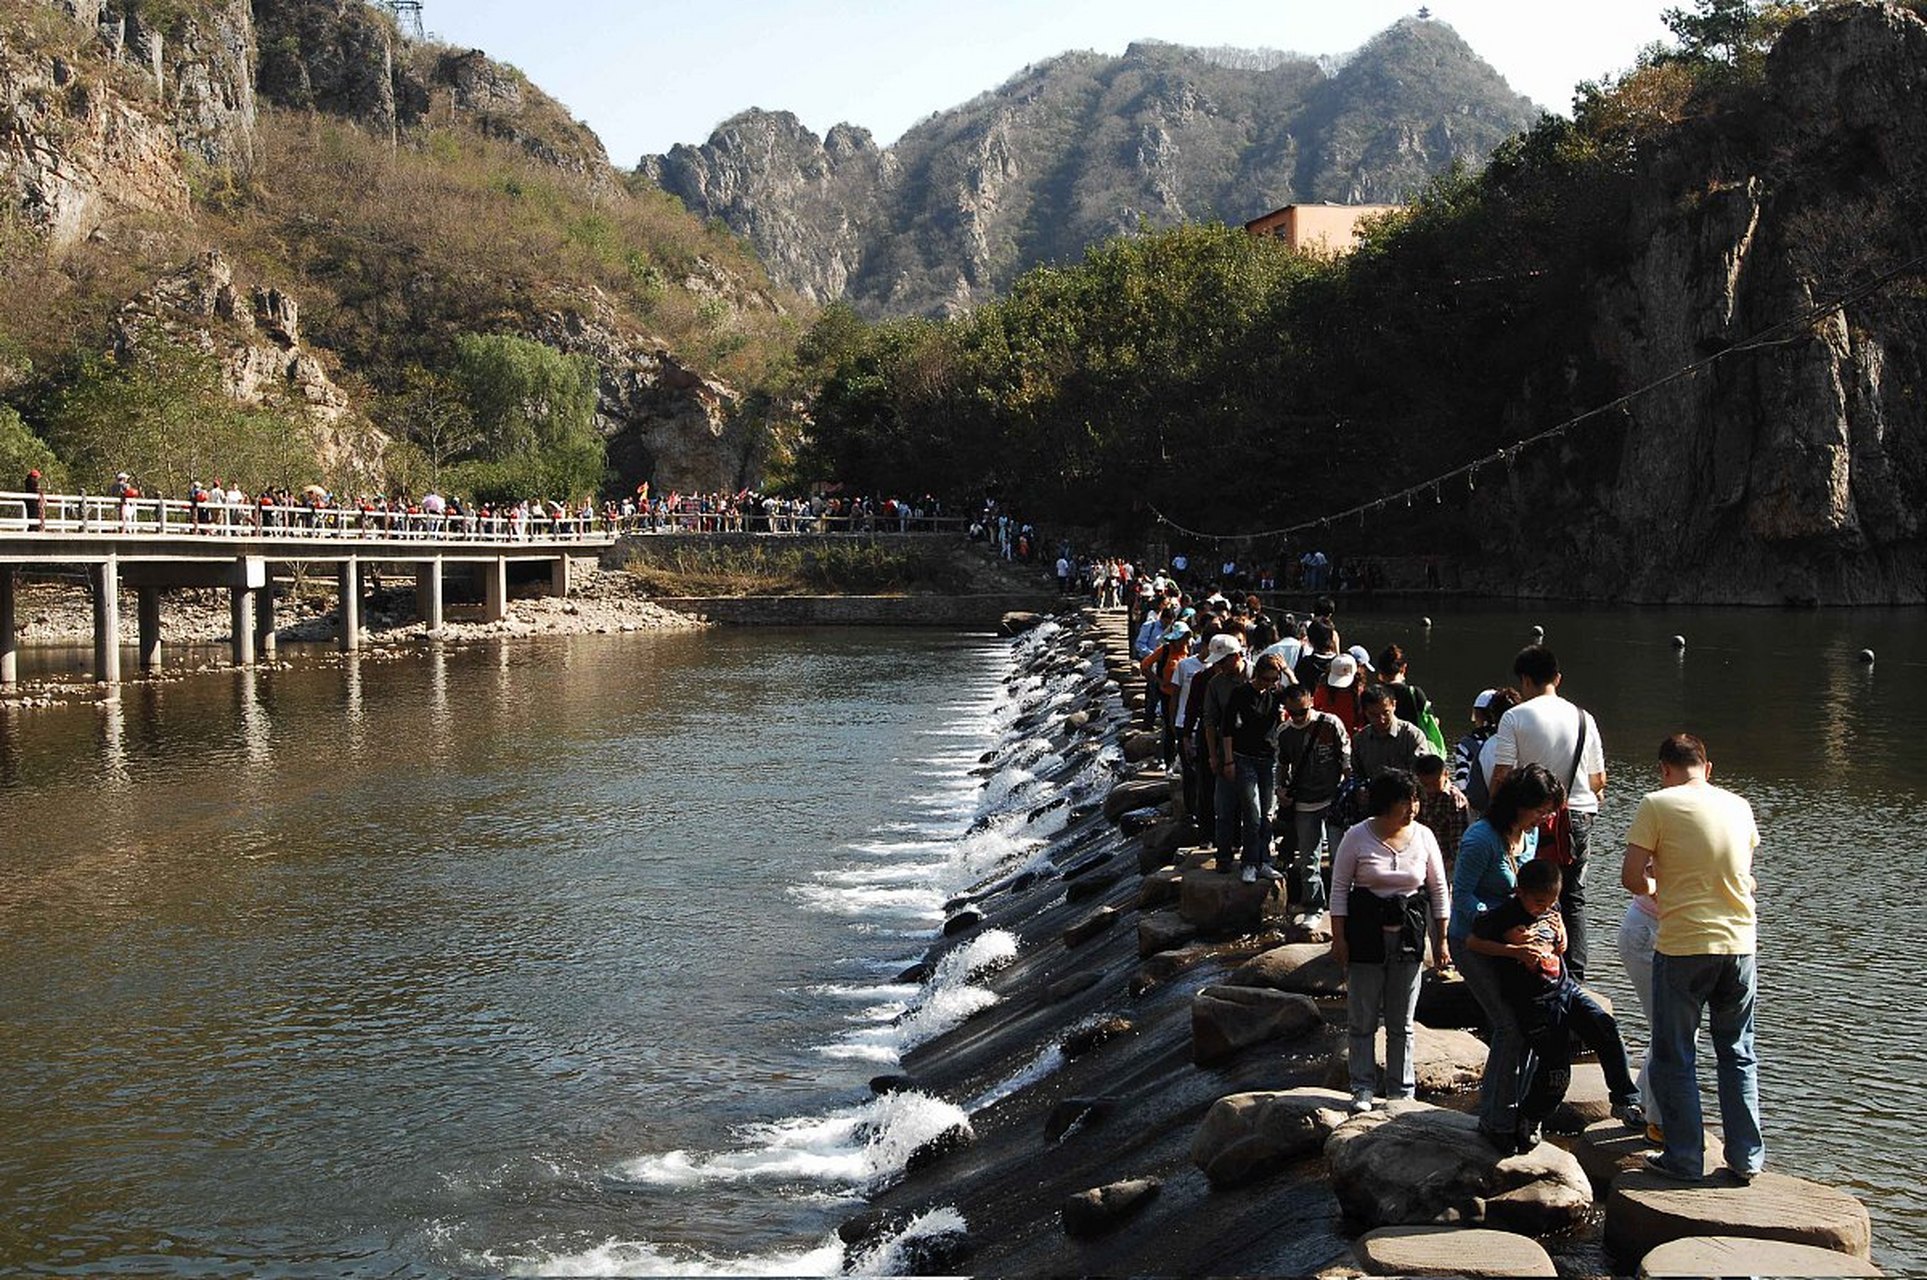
[1447,764,1562,1146]
[1330,769,1452,1113]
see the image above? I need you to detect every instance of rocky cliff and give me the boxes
[1490,2,1926,604]
[644,21,1539,316]
[0,0,782,494]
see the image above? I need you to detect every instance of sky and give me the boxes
[420,1,1679,165]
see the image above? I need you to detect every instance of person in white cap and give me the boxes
[1314,651,1367,733]
[1196,630,1249,870]
[1454,687,1518,816]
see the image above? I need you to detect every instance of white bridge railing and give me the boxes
[0,491,612,544]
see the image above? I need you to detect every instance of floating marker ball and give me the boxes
[1859,649,1876,665]
[1671,635,1687,650]
[1421,616,1433,628]
[1531,625,1545,639]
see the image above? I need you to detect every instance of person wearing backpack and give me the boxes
[1489,647,1608,980]
[1377,644,1448,758]
[1455,688,1519,816]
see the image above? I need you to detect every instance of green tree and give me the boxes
[376,364,479,487]
[43,333,313,495]
[445,333,605,501]
[0,405,62,490]
[1659,0,1812,78]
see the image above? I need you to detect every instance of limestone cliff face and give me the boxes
[645,21,1539,316]
[1489,3,1927,604]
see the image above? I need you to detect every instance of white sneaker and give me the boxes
[1257,865,1285,881]
[1350,1091,1373,1113]
[1239,866,1258,884]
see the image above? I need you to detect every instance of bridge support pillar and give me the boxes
[549,555,571,598]
[483,556,508,623]
[338,557,360,653]
[230,587,255,668]
[417,558,443,633]
[255,584,276,659]
[92,555,121,686]
[0,567,16,690]
[137,587,162,672]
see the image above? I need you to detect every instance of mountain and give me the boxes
[641,20,1541,316]
[0,0,800,496]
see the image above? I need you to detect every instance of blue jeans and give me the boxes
[1347,954,1423,1099]
[1289,807,1331,915]
[1650,952,1764,1178]
[1452,939,1523,1135]
[1234,755,1275,868]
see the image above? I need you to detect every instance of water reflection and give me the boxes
[342,655,365,754]
[95,695,127,793]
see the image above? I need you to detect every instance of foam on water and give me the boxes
[490,1233,849,1277]
[613,1090,971,1192]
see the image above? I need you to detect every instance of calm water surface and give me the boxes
[1,607,1922,1273]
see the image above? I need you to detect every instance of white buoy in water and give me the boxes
[1859,649,1876,665]
[1671,635,1687,650]
[1421,616,1433,628]
[1531,625,1545,640]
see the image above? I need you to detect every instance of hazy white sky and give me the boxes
[422,1,1678,165]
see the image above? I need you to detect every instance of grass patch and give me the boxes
[619,540,975,597]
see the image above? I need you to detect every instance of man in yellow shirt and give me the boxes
[1620,733,1762,1184]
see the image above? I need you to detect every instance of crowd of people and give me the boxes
[609,489,954,534]
[1124,581,1763,1180]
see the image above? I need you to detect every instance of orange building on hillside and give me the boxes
[1243,203,1401,255]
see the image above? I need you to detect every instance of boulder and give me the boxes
[1231,943,1346,998]
[1133,943,1217,989]
[1066,870,1125,903]
[1138,910,1199,957]
[1354,1226,1557,1278]
[1047,1096,1118,1142]
[1063,1015,1134,1059]
[1046,971,1103,1003]
[1549,1061,1615,1134]
[1605,1170,1873,1264]
[1122,730,1162,762]
[1065,710,1092,730]
[894,962,930,984]
[1104,776,1179,822]
[1192,986,1322,1065]
[1325,1105,1594,1235]
[941,908,982,937]
[1415,966,1484,1029]
[1638,1236,1882,1278]
[1136,819,1188,870]
[1191,1088,1353,1187]
[1117,806,1166,836]
[1136,870,1184,910]
[1061,1177,1161,1238]
[1062,853,1114,880]
[868,1074,913,1095]
[1285,912,1333,945]
[903,1121,974,1174]
[1000,611,1046,635]
[1063,906,1121,948]
[1178,869,1285,935]
[1322,1025,1489,1098]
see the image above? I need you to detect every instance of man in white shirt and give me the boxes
[1488,645,1607,978]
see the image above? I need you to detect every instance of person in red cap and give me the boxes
[25,468,46,529]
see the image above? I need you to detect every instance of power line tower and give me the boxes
[377,0,425,40]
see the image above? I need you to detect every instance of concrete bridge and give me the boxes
[0,490,614,689]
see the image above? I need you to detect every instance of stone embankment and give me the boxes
[842,608,1877,1276]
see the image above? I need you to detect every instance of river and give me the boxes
[1,606,1922,1274]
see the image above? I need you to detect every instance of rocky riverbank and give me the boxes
[835,609,1877,1276]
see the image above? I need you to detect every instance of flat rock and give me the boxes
[1061,1177,1161,1238]
[999,611,1046,634]
[1136,870,1184,910]
[1322,1025,1489,1098]
[1104,776,1179,822]
[1606,1169,1872,1263]
[1063,906,1121,947]
[1325,1104,1593,1235]
[1139,909,1199,957]
[1045,971,1103,1004]
[1192,1087,1353,1188]
[1285,912,1333,945]
[1178,868,1286,935]
[1231,943,1347,997]
[1122,730,1162,762]
[1549,1061,1614,1134]
[1639,1235,1882,1278]
[1354,1225,1557,1278]
[1193,986,1322,1065]
[1136,818,1188,869]
[1134,942,1218,987]
[1066,870,1125,903]
[1415,966,1483,1030]
[1063,1015,1134,1059]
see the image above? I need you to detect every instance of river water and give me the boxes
[1,607,1923,1275]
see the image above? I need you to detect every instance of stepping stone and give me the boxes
[1104,776,1179,821]
[1138,909,1198,957]
[1136,820,1188,870]
[1414,965,1482,1029]
[1136,870,1183,909]
[1355,1225,1557,1277]
[1550,1061,1613,1133]
[1326,1103,1592,1235]
[1179,869,1285,935]
[1061,1176,1161,1237]
[1191,986,1320,1065]
[1122,730,1161,762]
[1063,906,1120,947]
[1191,1087,1352,1188]
[1605,1169,1873,1263]
[1639,1235,1882,1277]
[1574,1119,1722,1195]
[1321,1025,1489,1097]
[1231,942,1346,997]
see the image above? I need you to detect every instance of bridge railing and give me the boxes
[620,512,971,535]
[0,491,614,544]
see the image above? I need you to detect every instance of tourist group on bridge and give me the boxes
[1117,574,1764,1185]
